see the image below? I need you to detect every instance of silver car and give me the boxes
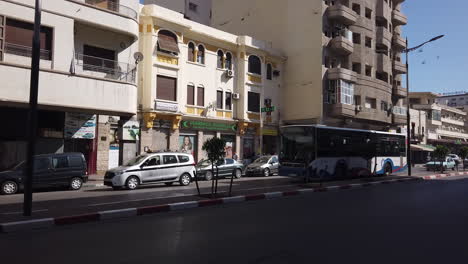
[245,155,280,177]
[104,152,196,190]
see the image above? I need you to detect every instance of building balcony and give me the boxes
[80,0,137,20]
[393,34,406,50]
[327,68,357,83]
[436,129,468,139]
[376,27,392,48]
[392,114,407,125]
[393,60,407,74]
[329,36,354,55]
[74,53,136,84]
[0,62,137,115]
[376,53,391,72]
[441,117,465,127]
[327,4,357,25]
[392,9,408,26]
[326,103,356,118]
[393,85,407,98]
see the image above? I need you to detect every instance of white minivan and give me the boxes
[104,152,196,190]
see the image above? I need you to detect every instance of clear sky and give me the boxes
[404,0,466,94]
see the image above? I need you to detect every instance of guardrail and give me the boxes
[74,53,136,83]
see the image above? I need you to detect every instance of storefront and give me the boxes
[262,127,279,155]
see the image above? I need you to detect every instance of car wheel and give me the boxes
[263,168,270,177]
[384,163,392,176]
[205,171,213,181]
[125,176,140,190]
[179,173,191,186]
[70,177,83,190]
[235,169,242,179]
[164,182,174,186]
[1,180,18,195]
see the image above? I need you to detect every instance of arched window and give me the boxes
[248,55,261,75]
[266,63,272,80]
[188,42,195,62]
[157,30,179,55]
[197,45,205,64]
[217,50,224,68]
[225,52,232,70]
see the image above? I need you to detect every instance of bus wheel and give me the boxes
[384,163,392,176]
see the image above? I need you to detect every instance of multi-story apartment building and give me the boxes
[138,5,285,161]
[211,0,408,131]
[410,92,468,150]
[0,0,140,173]
[143,0,212,26]
[436,91,468,112]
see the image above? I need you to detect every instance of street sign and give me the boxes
[181,120,237,132]
[261,106,275,113]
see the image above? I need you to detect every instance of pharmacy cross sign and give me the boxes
[261,106,275,113]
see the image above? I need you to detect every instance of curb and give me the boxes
[0,177,419,234]
[422,171,468,180]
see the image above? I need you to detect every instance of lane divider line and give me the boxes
[0,177,419,234]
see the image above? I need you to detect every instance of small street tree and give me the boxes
[202,137,226,196]
[459,147,468,171]
[433,145,450,173]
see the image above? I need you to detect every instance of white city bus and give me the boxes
[279,125,407,179]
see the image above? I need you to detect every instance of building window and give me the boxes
[365,97,377,109]
[354,95,361,106]
[157,30,179,55]
[376,71,389,83]
[248,55,261,75]
[340,80,354,105]
[0,15,5,61]
[188,42,195,62]
[248,92,260,112]
[216,90,223,109]
[5,18,53,60]
[365,37,372,48]
[381,101,389,111]
[266,63,272,80]
[225,52,232,70]
[187,84,195,105]
[352,4,361,15]
[352,63,361,74]
[225,92,232,110]
[352,33,361,44]
[365,8,372,19]
[217,50,224,68]
[376,18,388,28]
[197,45,205,64]
[188,2,198,12]
[197,86,204,106]
[157,75,177,102]
[83,45,116,73]
[365,65,372,77]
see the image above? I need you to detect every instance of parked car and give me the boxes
[104,152,196,190]
[196,158,244,181]
[0,153,88,195]
[448,154,460,163]
[426,157,456,171]
[245,155,280,177]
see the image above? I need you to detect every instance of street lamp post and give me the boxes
[405,35,444,177]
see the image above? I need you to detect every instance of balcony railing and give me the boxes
[5,43,51,60]
[74,53,136,83]
[83,0,137,20]
[393,106,407,116]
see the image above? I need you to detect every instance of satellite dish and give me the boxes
[134,52,144,63]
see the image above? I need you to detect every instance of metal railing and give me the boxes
[393,106,407,116]
[74,53,136,83]
[84,0,137,20]
[5,43,51,60]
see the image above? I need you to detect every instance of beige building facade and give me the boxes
[143,0,212,26]
[0,0,140,173]
[211,0,408,131]
[138,5,285,161]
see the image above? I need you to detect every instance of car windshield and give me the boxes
[254,157,270,163]
[198,159,212,166]
[125,155,148,166]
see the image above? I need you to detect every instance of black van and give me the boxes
[0,153,88,195]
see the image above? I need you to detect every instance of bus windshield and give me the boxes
[280,126,315,164]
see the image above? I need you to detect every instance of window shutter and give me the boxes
[157,32,180,53]
[217,91,223,109]
[187,85,194,105]
[157,75,177,101]
[197,86,204,106]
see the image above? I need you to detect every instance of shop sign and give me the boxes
[64,113,96,139]
[262,128,278,136]
[261,106,275,113]
[181,120,237,132]
[155,101,179,112]
[122,120,140,141]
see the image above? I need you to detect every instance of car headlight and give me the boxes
[114,171,125,176]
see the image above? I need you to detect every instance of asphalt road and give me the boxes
[2,175,468,263]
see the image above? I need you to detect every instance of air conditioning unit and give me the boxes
[232,93,240,100]
[226,70,234,78]
[356,105,363,112]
